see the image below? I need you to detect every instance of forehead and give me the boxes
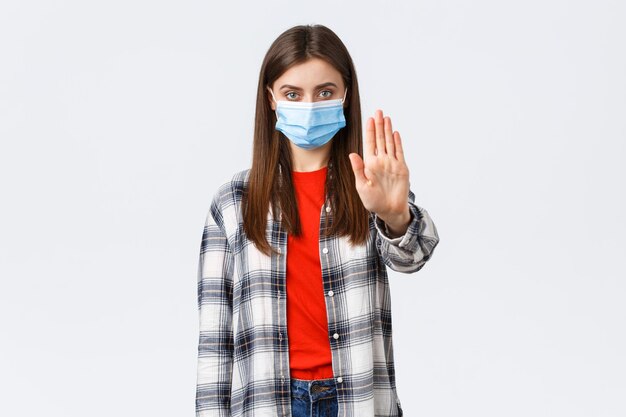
[273,57,343,89]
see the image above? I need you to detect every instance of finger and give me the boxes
[364,117,376,158]
[375,109,386,156]
[384,116,395,158]
[348,152,369,186]
[393,131,405,163]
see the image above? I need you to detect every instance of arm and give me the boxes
[196,188,234,417]
[372,188,440,273]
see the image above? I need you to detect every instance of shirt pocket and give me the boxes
[338,230,374,262]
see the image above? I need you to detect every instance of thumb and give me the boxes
[348,153,368,186]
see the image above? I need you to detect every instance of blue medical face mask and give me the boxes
[268,87,348,149]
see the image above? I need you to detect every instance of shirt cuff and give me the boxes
[373,201,422,250]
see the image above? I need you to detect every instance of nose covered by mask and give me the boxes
[268,87,348,149]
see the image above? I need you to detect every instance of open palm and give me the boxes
[348,109,410,221]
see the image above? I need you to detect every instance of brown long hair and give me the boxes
[243,24,369,257]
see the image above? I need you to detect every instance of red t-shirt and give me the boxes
[286,165,334,380]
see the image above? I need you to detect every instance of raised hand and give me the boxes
[348,109,412,237]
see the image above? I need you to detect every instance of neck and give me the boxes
[289,140,332,172]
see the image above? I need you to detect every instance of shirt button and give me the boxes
[327,290,334,297]
[326,206,331,212]
[277,247,282,254]
[333,333,339,340]
[336,377,343,383]
[322,247,328,254]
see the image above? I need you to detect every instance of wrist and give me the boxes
[379,207,412,238]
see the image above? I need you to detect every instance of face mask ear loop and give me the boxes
[341,86,349,105]
[268,87,279,119]
[268,87,277,104]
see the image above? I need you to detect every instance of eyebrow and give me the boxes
[279,82,338,91]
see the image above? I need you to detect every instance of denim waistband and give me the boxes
[290,377,338,402]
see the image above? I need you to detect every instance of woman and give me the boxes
[196,24,440,417]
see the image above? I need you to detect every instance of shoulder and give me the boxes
[210,168,251,220]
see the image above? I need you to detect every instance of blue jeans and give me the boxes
[290,377,338,417]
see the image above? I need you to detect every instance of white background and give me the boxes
[1,1,624,416]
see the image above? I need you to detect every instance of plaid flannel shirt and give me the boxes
[196,168,440,417]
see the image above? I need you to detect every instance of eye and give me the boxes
[319,90,333,98]
[286,91,299,100]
